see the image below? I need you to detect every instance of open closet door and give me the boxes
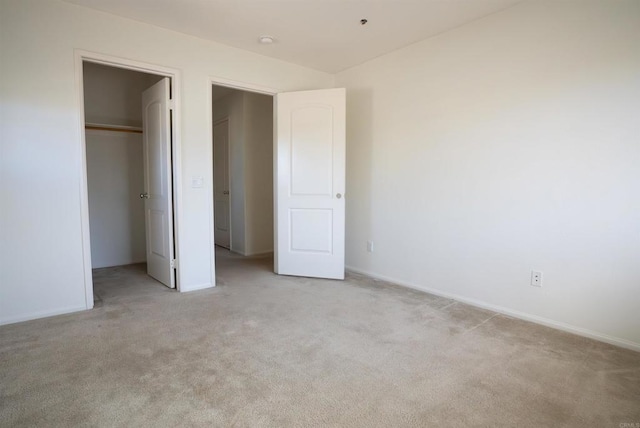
[275,88,346,280]
[142,78,175,288]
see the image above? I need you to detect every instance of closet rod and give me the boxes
[85,123,143,134]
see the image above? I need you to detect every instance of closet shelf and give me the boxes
[85,123,143,134]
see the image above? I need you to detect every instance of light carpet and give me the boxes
[1,249,639,427]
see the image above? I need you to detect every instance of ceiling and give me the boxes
[64,0,522,73]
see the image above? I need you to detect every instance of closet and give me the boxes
[83,62,164,272]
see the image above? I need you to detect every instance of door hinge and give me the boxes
[169,99,175,110]
[170,259,177,269]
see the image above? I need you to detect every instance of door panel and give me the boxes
[213,119,231,248]
[142,78,175,288]
[148,210,166,257]
[290,106,334,196]
[290,209,333,253]
[275,88,346,280]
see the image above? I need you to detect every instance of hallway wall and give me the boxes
[213,89,273,256]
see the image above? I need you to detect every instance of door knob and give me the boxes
[336,193,342,199]
[140,193,149,199]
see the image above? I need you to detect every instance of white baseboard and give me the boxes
[227,248,273,257]
[244,250,274,257]
[346,265,640,352]
[0,305,88,327]
[179,282,214,292]
[91,259,147,269]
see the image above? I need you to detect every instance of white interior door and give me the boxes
[275,88,346,280]
[213,119,231,249]
[142,78,175,288]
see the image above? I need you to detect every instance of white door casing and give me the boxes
[142,78,175,288]
[213,119,231,249]
[275,88,346,279]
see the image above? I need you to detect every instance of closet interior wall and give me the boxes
[83,62,163,268]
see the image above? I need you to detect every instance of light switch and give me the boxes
[191,176,204,188]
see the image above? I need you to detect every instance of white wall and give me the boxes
[86,130,146,268]
[243,92,274,256]
[212,90,274,256]
[0,0,333,324]
[3,0,636,350]
[336,0,640,348]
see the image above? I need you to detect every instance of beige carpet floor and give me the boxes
[1,249,639,427]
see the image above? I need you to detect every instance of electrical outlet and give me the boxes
[531,271,542,287]
[367,240,374,253]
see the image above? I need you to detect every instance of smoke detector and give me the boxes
[258,35,275,44]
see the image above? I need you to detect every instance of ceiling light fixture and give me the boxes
[258,35,275,44]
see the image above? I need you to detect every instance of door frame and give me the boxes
[207,76,278,270]
[75,50,184,309]
[212,117,232,250]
